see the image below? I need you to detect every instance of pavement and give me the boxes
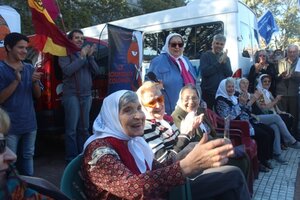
[33,134,300,199]
[253,148,300,200]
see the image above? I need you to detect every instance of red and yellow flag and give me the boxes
[28,0,79,56]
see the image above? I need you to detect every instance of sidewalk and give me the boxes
[253,148,300,200]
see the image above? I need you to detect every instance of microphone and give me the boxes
[146,72,159,83]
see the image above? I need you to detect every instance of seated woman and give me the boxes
[236,77,293,164]
[0,108,54,200]
[256,74,294,134]
[137,82,250,200]
[215,78,274,172]
[171,84,250,177]
[82,90,250,200]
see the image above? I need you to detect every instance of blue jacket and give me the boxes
[148,53,196,114]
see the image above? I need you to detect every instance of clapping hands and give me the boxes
[219,49,228,64]
[80,44,96,58]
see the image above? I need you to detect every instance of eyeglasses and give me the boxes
[259,54,266,57]
[143,95,164,108]
[182,96,199,102]
[170,42,184,48]
[0,137,6,154]
[263,79,271,83]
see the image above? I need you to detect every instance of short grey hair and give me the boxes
[119,91,139,111]
[225,77,235,86]
[213,34,226,43]
[287,44,299,52]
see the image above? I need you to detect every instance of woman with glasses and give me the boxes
[171,84,250,178]
[0,108,54,200]
[254,74,300,151]
[247,50,277,95]
[136,82,250,200]
[147,33,197,115]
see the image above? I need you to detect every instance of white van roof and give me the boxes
[82,0,242,39]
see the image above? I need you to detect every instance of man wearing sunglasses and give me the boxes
[147,33,197,115]
[200,34,233,110]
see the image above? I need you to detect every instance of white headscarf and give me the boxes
[256,74,272,101]
[215,78,238,105]
[161,33,189,72]
[84,90,153,173]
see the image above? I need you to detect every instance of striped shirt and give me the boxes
[143,118,190,163]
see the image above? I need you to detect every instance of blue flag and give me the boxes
[258,10,279,45]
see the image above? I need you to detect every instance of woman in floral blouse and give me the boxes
[82,90,249,200]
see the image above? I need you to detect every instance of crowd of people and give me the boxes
[0,30,299,199]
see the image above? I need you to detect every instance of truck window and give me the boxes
[143,22,224,61]
[240,22,259,58]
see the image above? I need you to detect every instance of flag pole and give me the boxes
[55,0,67,33]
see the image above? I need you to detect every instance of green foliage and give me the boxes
[243,0,300,49]
[1,0,141,35]
[1,0,185,36]
[139,0,185,13]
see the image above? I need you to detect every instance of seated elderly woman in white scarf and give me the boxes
[256,74,294,132]
[215,77,275,172]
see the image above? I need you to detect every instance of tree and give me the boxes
[243,0,300,49]
[139,0,185,13]
[1,0,141,35]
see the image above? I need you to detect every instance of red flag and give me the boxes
[28,0,79,56]
[42,0,59,20]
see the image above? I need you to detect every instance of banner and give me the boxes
[258,10,279,45]
[28,0,79,56]
[107,24,143,94]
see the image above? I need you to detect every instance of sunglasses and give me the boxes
[0,137,6,154]
[143,95,164,108]
[170,42,184,48]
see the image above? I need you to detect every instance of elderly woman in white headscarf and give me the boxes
[215,78,275,172]
[147,33,197,115]
[82,90,250,200]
